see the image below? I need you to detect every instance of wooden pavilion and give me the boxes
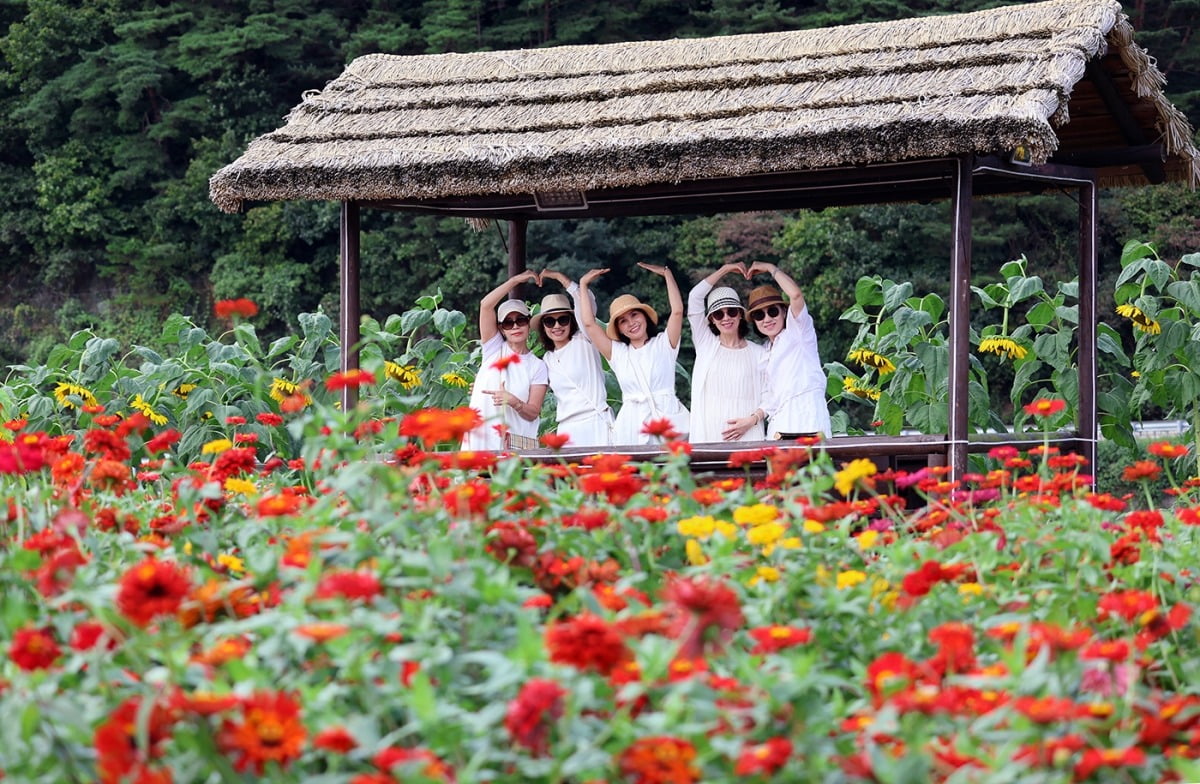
[210,0,1200,477]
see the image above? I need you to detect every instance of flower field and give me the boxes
[2,309,1200,783]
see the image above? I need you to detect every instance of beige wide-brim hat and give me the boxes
[746,285,787,315]
[530,293,573,331]
[605,294,659,340]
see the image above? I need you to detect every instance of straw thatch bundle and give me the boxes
[209,0,1199,214]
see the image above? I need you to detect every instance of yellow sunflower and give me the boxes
[842,375,881,401]
[53,382,99,409]
[1116,303,1161,334]
[978,336,1028,360]
[848,348,896,374]
[269,377,301,403]
[130,395,169,426]
[385,361,422,390]
[440,372,470,389]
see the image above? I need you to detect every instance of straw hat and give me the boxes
[746,285,786,315]
[705,286,744,317]
[605,294,659,340]
[530,293,572,330]
[497,299,530,322]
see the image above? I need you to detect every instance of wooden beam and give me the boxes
[1077,177,1099,479]
[948,156,973,479]
[1052,143,1165,169]
[1085,61,1166,184]
[339,201,361,411]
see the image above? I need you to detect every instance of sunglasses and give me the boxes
[499,315,530,329]
[708,307,742,321]
[751,305,783,322]
[541,314,573,329]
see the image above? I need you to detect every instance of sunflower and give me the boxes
[1116,303,1161,334]
[269,377,301,403]
[978,336,1028,360]
[52,382,98,409]
[842,375,881,401]
[440,371,470,388]
[130,394,169,426]
[172,383,197,399]
[385,361,422,390]
[848,348,896,374]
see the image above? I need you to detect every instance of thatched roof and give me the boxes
[210,0,1199,214]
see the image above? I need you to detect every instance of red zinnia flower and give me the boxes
[214,298,258,319]
[145,429,182,454]
[491,354,521,371]
[539,432,570,449]
[9,626,61,671]
[1023,397,1066,417]
[662,576,744,658]
[544,614,629,676]
[1147,441,1188,459]
[313,725,359,754]
[1073,746,1146,780]
[116,558,192,626]
[1122,460,1161,482]
[1097,589,1158,623]
[618,736,700,784]
[372,747,455,782]
[313,570,383,603]
[734,737,792,776]
[94,696,178,784]
[505,678,566,756]
[326,369,377,391]
[747,625,812,654]
[641,418,680,440]
[218,691,307,774]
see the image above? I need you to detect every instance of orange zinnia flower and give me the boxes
[1122,460,1161,482]
[218,691,307,774]
[1147,440,1188,459]
[618,736,700,784]
[399,407,484,445]
[747,625,812,654]
[491,353,521,371]
[735,738,792,776]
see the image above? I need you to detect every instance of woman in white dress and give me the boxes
[687,263,767,443]
[745,261,832,438]
[578,263,689,445]
[462,271,550,451]
[533,270,614,447]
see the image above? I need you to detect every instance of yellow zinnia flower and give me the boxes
[685,539,708,565]
[1116,303,1161,334]
[746,521,786,549]
[130,395,168,426]
[733,503,778,526]
[834,458,878,496]
[385,361,422,390]
[677,515,717,539]
[848,348,896,374]
[837,570,867,590]
[202,438,233,455]
[441,372,470,388]
[223,477,257,496]
[747,565,781,586]
[978,336,1028,360]
[53,382,98,409]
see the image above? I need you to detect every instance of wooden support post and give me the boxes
[508,218,529,302]
[948,156,973,479]
[339,200,361,411]
[1078,178,1099,476]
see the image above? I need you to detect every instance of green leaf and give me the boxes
[854,276,883,307]
[970,284,1001,308]
[1180,252,1200,269]
[882,279,913,312]
[400,309,434,335]
[1096,327,1128,363]
[1007,275,1043,303]
[298,311,332,342]
[233,323,261,356]
[1120,239,1157,266]
[1166,279,1200,314]
[80,336,120,370]
[1025,301,1054,328]
[1148,259,1173,290]
[432,309,466,338]
[266,335,297,359]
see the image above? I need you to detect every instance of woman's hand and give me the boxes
[483,380,515,408]
[541,269,571,288]
[510,270,539,286]
[636,262,672,277]
[722,414,758,441]
[580,268,609,286]
[748,261,778,277]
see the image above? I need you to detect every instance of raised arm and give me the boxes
[577,268,614,359]
[639,262,684,349]
[750,262,806,317]
[689,262,747,342]
[480,270,538,343]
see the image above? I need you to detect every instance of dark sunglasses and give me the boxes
[499,315,530,329]
[541,314,573,329]
[708,307,742,321]
[750,305,783,322]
